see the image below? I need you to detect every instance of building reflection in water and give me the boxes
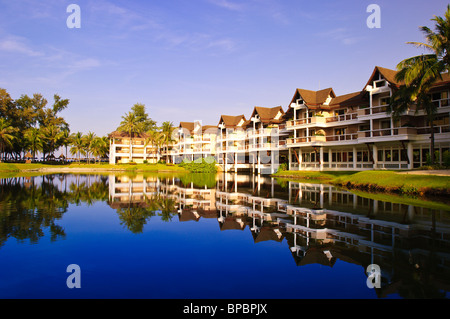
[1,173,449,298]
[108,173,450,298]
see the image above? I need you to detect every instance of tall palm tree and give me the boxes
[83,131,96,164]
[42,125,61,161]
[24,127,44,161]
[161,121,175,163]
[118,112,143,161]
[144,129,164,163]
[389,5,450,165]
[59,129,71,161]
[0,118,15,161]
[69,132,85,163]
[91,136,108,163]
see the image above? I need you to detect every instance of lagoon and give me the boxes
[0,173,449,299]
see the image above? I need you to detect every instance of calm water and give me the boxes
[0,173,449,299]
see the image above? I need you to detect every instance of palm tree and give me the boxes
[83,131,96,164]
[59,129,71,161]
[91,136,108,163]
[0,118,15,161]
[24,127,44,161]
[161,121,175,163]
[42,125,61,161]
[69,132,85,163]
[389,5,450,165]
[144,129,164,163]
[118,111,143,161]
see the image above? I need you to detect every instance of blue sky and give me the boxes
[0,0,449,137]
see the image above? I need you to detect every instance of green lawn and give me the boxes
[274,170,450,196]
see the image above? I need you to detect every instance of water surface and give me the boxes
[0,173,449,299]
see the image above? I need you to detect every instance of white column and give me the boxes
[288,148,292,171]
[257,151,261,175]
[407,142,414,169]
[328,149,332,170]
[373,144,378,169]
[319,147,324,171]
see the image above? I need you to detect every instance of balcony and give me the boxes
[358,104,417,118]
[247,140,287,150]
[433,98,450,109]
[325,113,358,123]
[286,113,360,129]
[287,133,357,145]
[358,105,388,116]
[357,127,418,141]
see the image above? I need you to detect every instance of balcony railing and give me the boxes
[287,133,357,144]
[416,125,450,134]
[432,98,450,108]
[358,127,419,138]
[286,113,359,128]
[325,113,358,123]
[358,104,388,116]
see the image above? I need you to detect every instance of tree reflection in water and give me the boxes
[0,172,450,298]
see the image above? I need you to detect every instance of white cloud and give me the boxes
[207,0,245,11]
[0,35,43,57]
[316,28,361,45]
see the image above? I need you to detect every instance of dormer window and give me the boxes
[274,111,282,120]
[296,99,304,105]
[374,79,386,88]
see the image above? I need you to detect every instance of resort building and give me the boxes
[216,107,288,174]
[284,66,450,171]
[109,65,450,172]
[171,121,218,163]
[108,131,159,164]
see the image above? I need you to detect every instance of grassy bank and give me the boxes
[0,162,187,173]
[274,170,450,196]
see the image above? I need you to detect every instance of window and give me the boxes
[380,97,390,106]
[393,149,399,162]
[360,124,370,131]
[335,128,346,136]
[374,80,386,88]
[381,120,391,129]
[385,149,391,161]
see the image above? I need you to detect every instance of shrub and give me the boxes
[179,157,217,173]
[443,150,450,168]
[277,163,288,172]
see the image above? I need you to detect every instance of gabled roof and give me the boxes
[364,66,401,89]
[250,106,285,124]
[329,91,368,108]
[365,65,450,91]
[289,87,336,108]
[218,114,247,128]
[201,125,218,133]
[179,122,195,133]
[108,131,149,139]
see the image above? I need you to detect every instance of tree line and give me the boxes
[0,88,109,162]
[116,103,176,163]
